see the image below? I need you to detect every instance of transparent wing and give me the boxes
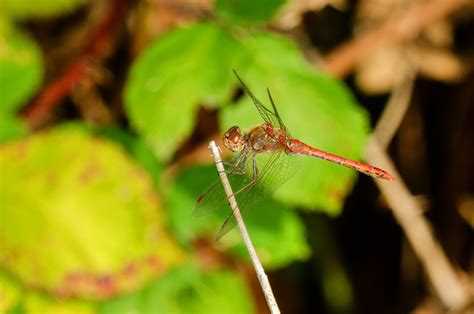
[192,151,254,218]
[266,88,288,134]
[232,70,289,133]
[216,151,300,240]
[193,71,298,240]
[192,149,299,240]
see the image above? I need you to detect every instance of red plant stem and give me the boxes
[23,0,130,127]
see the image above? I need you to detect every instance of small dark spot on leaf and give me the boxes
[78,160,102,183]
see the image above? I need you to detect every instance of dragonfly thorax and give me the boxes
[223,126,246,152]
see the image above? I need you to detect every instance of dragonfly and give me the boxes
[193,70,394,240]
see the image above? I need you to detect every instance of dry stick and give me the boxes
[208,141,280,314]
[321,0,470,306]
[323,0,466,77]
[364,69,469,309]
[372,63,416,149]
[365,141,469,310]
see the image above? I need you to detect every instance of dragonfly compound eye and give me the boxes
[223,126,244,152]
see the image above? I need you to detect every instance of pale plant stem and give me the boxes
[322,0,466,77]
[208,141,280,314]
[365,66,469,309]
[365,139,469,310]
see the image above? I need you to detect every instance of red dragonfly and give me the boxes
[194,70,394,240]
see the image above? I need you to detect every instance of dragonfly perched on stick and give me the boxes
[194,70,394,240]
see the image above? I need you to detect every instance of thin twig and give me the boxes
[372,62,416,148]
[364,139,469,310]
[208,141,280,314]
[363,65,469,309]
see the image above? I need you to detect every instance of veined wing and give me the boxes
[232,70,289,134]
[192,151,254,218]
[214,150,299,240]
[192,149,299,240]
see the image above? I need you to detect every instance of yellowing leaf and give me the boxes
[0,0,85,19]
[0,126,183,299]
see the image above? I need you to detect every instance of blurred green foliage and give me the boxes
[0,270,97,313]
[124,22,244,161]
[215,0,287,24]
[0,0,370,312]
[0,0,85,19]
[167,165,310,269]
[0,127,183,298]
[0,19,43,141]
[99,264,254,314]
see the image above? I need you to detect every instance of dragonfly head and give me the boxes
[223,126,245,152]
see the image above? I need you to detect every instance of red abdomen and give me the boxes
[287,139,394,181]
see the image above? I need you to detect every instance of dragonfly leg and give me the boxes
[215,156,260,240]
[231,154,260,197]
[251,154,259,181]
[224,151,250,175]
[222,150,243,166]
[247,154,260,188]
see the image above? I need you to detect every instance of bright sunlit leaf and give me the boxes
[0,126,183,299]
[124,22,245,162]
[23,292,96,314]
[0,20,43,113]
[0,19,42,141]
[0,0,85,19]
[0,114,27,143]
[0,271,22,313]
[94,126,165,188]
[1,271,98,314]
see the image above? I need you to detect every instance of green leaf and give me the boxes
[0,19,43,142]
[167,165,310,268]
[0,126,183,299]
[124,22,245,162]
[23,292,96,314]
[166,166,218,246]
[0,0,85,19]
[0,20,43,113]
[229,197,310,269]
[0,271,22,314]
[93,126,165,188]
[0,114,27,143]
[99,264,254,314]
[45,123,165,186]
[216,0,287,24]
[220,33,370,214]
